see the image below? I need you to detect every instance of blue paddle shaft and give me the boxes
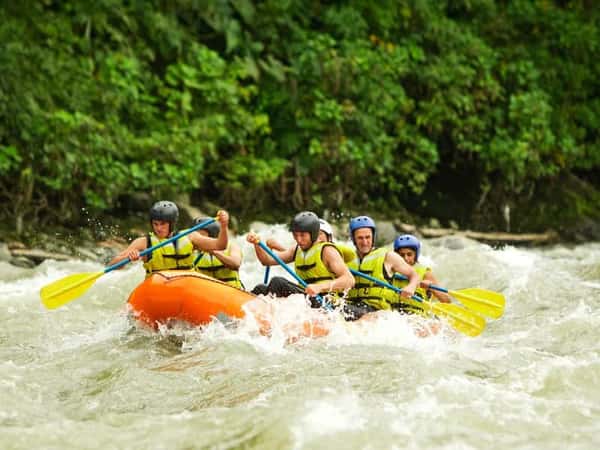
[257,241,307,287]
[350,269,424,302]
[104,217,217,273]
[393,273,448,294]
[257,241,330,309]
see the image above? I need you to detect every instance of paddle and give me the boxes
[393,274,505,319]
[40,217,218,309]
[256,241,331,310]
[350,269,485,337]
[263,239,284,283]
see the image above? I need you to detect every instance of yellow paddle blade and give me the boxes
[40,272,103,309]
[450,288,506,319]
[431,302,486,337]
[403,299,486,337]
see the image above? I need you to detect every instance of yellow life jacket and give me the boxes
[393,264,431,299]
[347,247,398,310]
[193,243,243,289]
[294,241,337,284]
[334,243,356,263]
[142,230,195,277]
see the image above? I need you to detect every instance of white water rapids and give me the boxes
[1,225,599,449]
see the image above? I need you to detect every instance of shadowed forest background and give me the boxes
[1,0,599,242]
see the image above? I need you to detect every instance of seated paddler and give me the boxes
[265,217,356,264]
[392,234,451,303]
[344,215,420,320]
[246,211,354,307]
[318,218,356,263]
[108,201,229,276]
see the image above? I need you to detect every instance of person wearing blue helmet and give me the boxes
[393,234,451,303]
[344,216,420,320]
[246,211,354,305]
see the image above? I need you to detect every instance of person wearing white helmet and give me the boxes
[318,219,356,263]
[318,219,334,241]
[108,201,230,277]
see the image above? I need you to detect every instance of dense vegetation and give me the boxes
[1,0,599,237]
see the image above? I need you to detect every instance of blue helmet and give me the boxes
[349,216,376,243]
[393,234,421,261]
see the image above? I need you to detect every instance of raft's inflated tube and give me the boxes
[127,270,255,327]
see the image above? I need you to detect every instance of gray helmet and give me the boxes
[194,217,220,238]
[149,201,179,224]
[290,211,320,243]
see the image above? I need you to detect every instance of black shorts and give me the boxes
[342,301,378,321]
[251,276,304,296]
[251,276,327,309]
[342,301,422,320]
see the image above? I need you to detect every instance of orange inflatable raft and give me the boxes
[127,270,255,327]
[127,270,334,338]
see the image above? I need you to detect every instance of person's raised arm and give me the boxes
[211,241,242,270]
[246,232,295,266]
[191,210,229,252]
[265,238,286,252]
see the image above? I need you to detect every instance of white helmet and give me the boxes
[319,219,333,241]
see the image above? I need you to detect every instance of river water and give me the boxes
[1,225,599,449]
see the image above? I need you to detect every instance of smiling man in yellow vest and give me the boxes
[345,216,420,320]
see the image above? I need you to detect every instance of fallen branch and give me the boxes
[398,225,559,245]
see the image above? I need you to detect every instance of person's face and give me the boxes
[197,229,209,238]
[293,231,313,250]
[152,220,171,238]
[396,248,416,265]
[353,228,373,256]
[318,230,328,242]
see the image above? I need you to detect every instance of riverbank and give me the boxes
[0,211,566,270]
[2,169,599,269]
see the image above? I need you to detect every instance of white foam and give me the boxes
[291,390,366,448]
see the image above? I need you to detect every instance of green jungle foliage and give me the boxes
[1,0,599,234]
